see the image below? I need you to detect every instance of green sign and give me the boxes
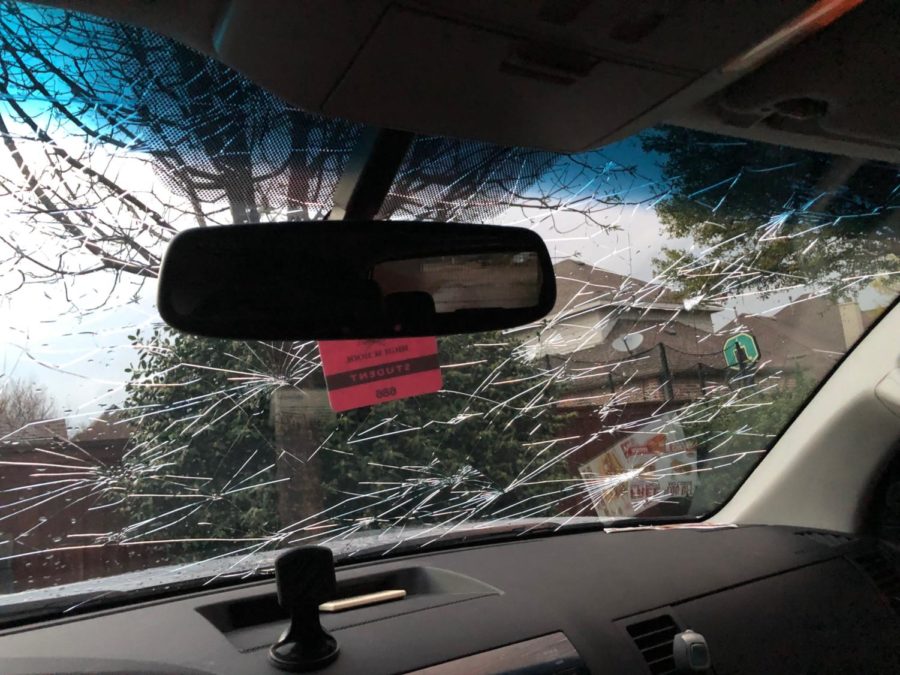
[723,333,760,369]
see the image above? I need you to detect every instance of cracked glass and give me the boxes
[0,3,898,616]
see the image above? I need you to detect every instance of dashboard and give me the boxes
[2,525,899,674]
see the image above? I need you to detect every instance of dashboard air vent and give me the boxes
[795,530,855,547]
[626,614,679,675]
[851,549,900,612]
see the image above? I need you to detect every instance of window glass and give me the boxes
[0,3,897,611]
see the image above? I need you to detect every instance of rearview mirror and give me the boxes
[157,222,556,339]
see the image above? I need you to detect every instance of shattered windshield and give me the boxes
[1,3,898,612]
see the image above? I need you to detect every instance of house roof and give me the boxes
[551,260,683,318]
[73,409,136,442]
[0,415,68,444]
[728,296,849,378]
[508,260,725,340]
[547,317,730,387]
[547,291,859,392]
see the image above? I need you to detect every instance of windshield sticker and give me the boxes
[318,338,442,412]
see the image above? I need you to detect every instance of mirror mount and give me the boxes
[326,128,414,222]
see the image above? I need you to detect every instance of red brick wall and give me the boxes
[0,439,152,593]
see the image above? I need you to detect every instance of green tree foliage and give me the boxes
[123,328,570,541]
[689,374,816,514]
[122,327,279,542]
[642,126,899,299]
[320,334,571,525]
